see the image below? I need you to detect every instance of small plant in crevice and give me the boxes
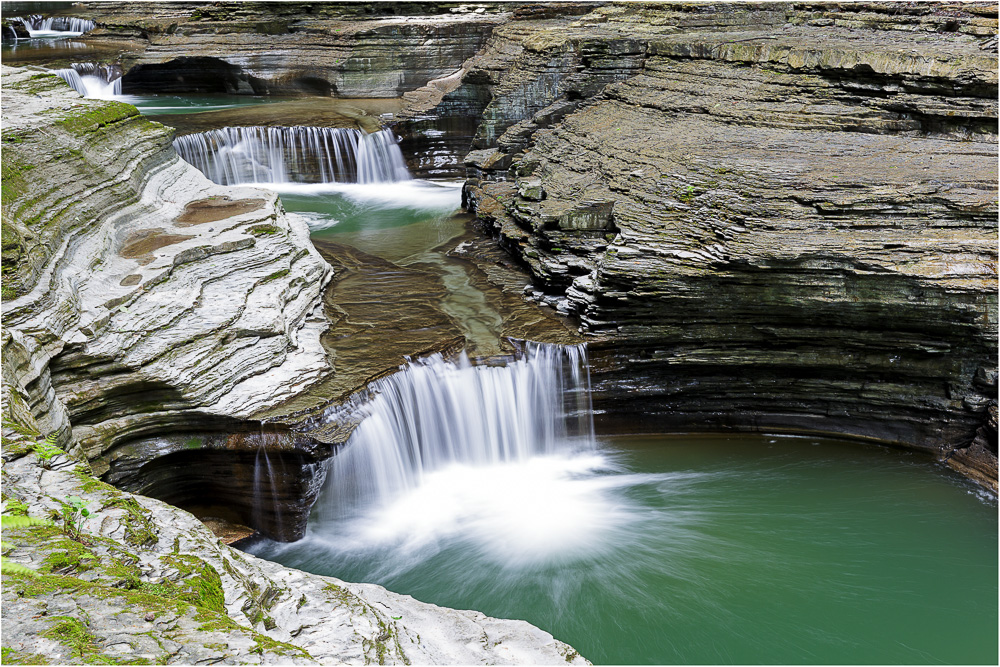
[57,496,91,543]
[678,184,697,203]
[32,433,63,461]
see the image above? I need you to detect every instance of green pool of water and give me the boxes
[251,434,998,665]
[118,93,276,115]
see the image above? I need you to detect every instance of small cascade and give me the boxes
[252,445,284,539]
[313,342,595,522]
[53,63,122,99]
[10,15,96,37]
[172,126,411,186]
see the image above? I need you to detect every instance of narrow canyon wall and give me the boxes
[460,2,999,489]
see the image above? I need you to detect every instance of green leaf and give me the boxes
[1,557,39,577]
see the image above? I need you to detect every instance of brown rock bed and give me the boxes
[175,196,267,225]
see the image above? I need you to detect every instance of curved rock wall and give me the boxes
[460,2,999,488]
[1,66,334,536]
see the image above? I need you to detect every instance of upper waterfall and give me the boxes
[9,15,96,37]
[173,126,411,186]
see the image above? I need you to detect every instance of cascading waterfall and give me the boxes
[53,63,122,99]
[9,15,96,37]
[173,126,411,186]
[312,342,595,523]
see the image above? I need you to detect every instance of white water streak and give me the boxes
[53,63,122,99]
[173,127,410,186]
[10,15,95,37]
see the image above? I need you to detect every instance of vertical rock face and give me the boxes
[461,2,998,488]
[1,66,334,537]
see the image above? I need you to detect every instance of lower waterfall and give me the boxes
[173,126,411,186]
[315,343,595,523]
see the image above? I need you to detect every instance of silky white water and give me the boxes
[277,342,639,569]
[173,126,410,185]
[9,15,95,37]
[53,63,122,99]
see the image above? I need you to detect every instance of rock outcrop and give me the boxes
[1,65,334,538]
[459,2,999,489]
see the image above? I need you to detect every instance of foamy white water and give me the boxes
[291,343,623,566]
[53,63,122,99]
[173,126,410,186]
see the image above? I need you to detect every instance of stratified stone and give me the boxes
[460,2,998,489]
[1,66,334,529]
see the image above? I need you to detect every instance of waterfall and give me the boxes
[53,63,122,99]
[252,445,284,538]
[10,15,95,37]
[172,127,411,186]
[313,342,595,522]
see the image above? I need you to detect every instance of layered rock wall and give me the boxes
[70,2,510,98]
[460,2,999,488]
[1,66,333,536]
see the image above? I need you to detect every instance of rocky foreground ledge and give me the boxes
[0,67,587,664]
[1,435,586,665]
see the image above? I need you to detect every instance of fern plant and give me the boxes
[1,514,52,578]
[32,433,64,461]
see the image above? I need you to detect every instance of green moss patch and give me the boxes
[247,224,280,237]
[55,101,140,136]
[100,498,157,548]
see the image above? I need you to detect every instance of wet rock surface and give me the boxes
[459,2,998,489]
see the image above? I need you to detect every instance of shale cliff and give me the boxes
[0,67,587,664]
[458,2,999,489]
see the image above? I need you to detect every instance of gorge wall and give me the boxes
[1,2,997,662]
[456,2,999,490]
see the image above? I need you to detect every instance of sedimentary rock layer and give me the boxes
[1,65,334,535]
[68,2,509,98]
[460,2,999,488]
